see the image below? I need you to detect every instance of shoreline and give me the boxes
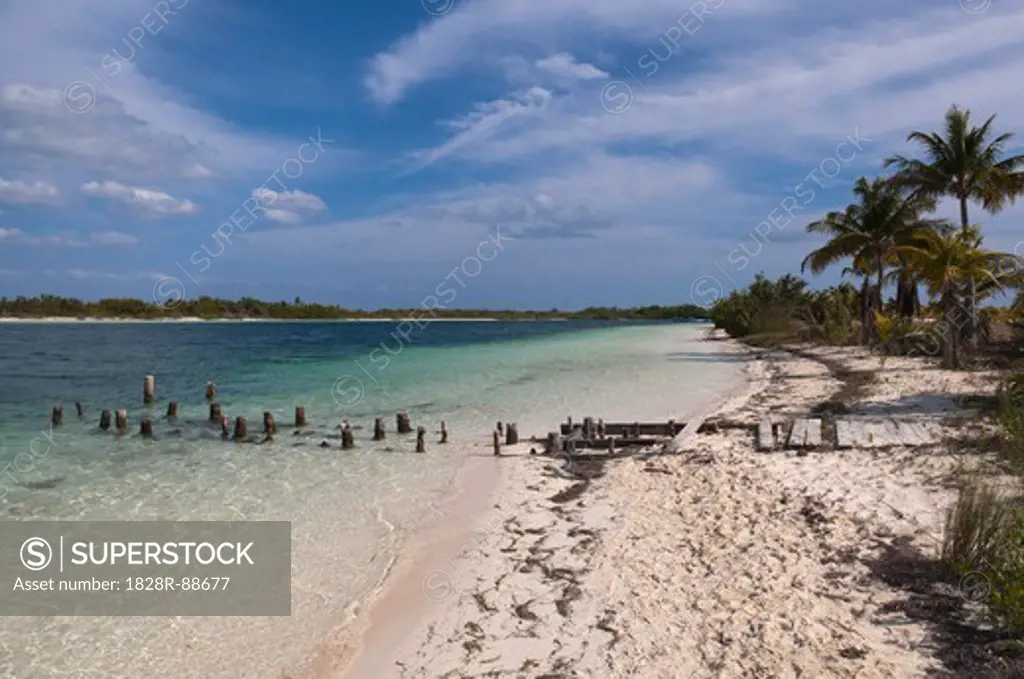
[330,334,759,679]
[329,336,1011,677]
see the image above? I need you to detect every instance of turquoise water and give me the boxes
[0,320,745,678]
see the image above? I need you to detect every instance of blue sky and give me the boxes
[1,0,1023,310]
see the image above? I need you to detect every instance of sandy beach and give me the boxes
[334,334,1007,679]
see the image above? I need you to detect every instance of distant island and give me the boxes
[0,295,712,322]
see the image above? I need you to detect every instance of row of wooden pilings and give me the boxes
[50,377,453,453]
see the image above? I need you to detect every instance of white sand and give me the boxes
[334,338,1004,678]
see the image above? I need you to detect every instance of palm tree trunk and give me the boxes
[859,277,870,345]
[943,288,960,370]
[960,196,978,350]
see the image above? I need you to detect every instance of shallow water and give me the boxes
[0,320,744,678]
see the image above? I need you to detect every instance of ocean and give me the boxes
[0,320,746,678]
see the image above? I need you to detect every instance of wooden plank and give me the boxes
[664,410,710,453]
[836,419,854,449]
[805,418,822,448]
[603,422,686,436]
[756,416,775,451]
[787,419,807,448]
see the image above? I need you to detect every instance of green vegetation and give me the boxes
[712,104,1024,370]
[0,295,712,322]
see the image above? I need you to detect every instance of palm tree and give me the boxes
[884,105,1024,346]
[801,176,941,342]
[898,229,1008,369]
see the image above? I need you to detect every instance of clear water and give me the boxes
[0,320,745,678]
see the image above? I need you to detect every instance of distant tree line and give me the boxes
[0,295,712,321]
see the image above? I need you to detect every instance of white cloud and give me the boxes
[252,187,327,211]
[0,177,60,204]
[364,0,786,103]
[182,163,214,179]
[81,180,198,217]
[265,208,303,224]
[64,269,166,282]
[0,227,137,247]
[251,188,327,223]
[89,230,139,246]
[410,87,552,169]
[535,53,607,80]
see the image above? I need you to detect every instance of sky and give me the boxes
[0,0,1023,310]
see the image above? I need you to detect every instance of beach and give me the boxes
[0,320,746,678]
[336,335,1005,678]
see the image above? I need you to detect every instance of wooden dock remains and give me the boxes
[143,375,155,405]
[786,418,822,449]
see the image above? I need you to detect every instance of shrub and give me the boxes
[943,479,1024,633]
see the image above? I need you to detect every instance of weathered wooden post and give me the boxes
[341,423,355,449]
[607,436,616,455]
[667,419,676,436]
[219,415,230,438]
[295,406,307,428]
[209,403,222,422]
[597,418,605,437]
[75,401,85,419]
[115,409,128,434]
[263,412,276,439]
[496,421,504,437]
[373,417,386,441]
[416,426,426,453]
[633,421,641,438]
[493,429,501,456]
[205,381,216,401]
[234,416,248,441]
[143,375,155,405]
[99,409,112,431]
[396,412,412,434]
[140,418,154,438]
[506,422,519,445]
[567,416,573,429]
[583,417,593,439]
[51,405,63,427]
[545,432,562,455]
[439,421,448,444]
[167,401,178,419]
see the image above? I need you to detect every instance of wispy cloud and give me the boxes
[0,177,60,205]
[535,53,608,81]
[0,227,138,247]
[81,180,198,217]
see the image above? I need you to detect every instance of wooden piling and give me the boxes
[209,403,222,422]
[143,375,155,405]
[416,426,426,453]
[607,436,616,455]
[341,423,355,449]
[206,381,216,401]
[234,416,248,441]
[667,419,676,437]
[583,417,594,439]
[51,405,63,427]
[140,418,154,438]
[597,418,605,437]
[545,432,562,455]
[220,415,231,438]
[493,430,501,456]
[440,421,448,444]
[99,409,112,431]
[295,406,307,428]
[397,412,412,434]
[506,422,519,445]
[496,421,504,437]
[75,401,85,419]
[263,412,276,439]
[115,409,128,434]
[373,417,386,441]
[167,401,178,419]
